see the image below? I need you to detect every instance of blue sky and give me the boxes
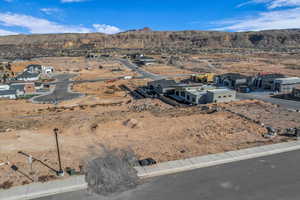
[0,0,300,35]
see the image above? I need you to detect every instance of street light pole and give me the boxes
[54,128,64,176]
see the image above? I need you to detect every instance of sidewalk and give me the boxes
[2,140,300,200]
[0,176,87,200]
[135,140,300,178]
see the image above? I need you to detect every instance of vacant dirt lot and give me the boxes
[2,52,300,189]
[224,100,300,131]
[168,52,300,77]
[142,64,193,76]
[1,97,295,188]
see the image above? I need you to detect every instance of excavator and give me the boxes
[191,73,215,84]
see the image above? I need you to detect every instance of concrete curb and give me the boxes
[0,176,87,200]
[2,140,300,200]
[135,140,300,178]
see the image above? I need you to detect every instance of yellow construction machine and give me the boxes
[191,73,215,84]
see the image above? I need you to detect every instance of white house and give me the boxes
[0,90,16,99]
[42,66,54,74]
[16,71,41,82]
[0,84,10,90]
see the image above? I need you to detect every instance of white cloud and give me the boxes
[215,7,300,31]
[93,24,122,34]
[61,0,87,3]
[0,29,18,36]
[40,8,61,15]
[0,13,91,34]
[238,0,300,9]
[267,0,300,9]
[0,13,122,35]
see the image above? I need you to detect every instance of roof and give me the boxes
[27,64,42,69]
[148,79,177,88]
[16,71,40,79]
[258,73,285,79]
[187,90,207,96]
[208,88,235,94]
[173,83,204,88]
[274,77,300,84]
[10,84,25,91]
[219,73,248,80]
[0,90,16,96]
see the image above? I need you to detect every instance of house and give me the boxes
[171,84,209,104]
[206,89,236,103]
[138,56,156,65]
[273,77,300,93]
[171,85,235,105]
[253,73,285,89]
[175,90,208,104]
[0,84,10,90]
[0,90,16,99]
[25,64,54,75]
[133,55,156,66]
[292,86,300,99]
[10,82,36,94]
[147,79,177,94]
[215,73,249,89]
[16,71,40,81]
[26,64,42,73]
[126,53,144,60]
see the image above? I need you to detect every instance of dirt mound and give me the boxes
[85,147,139,196]
[128,99,170,112]
[123,119,140,129]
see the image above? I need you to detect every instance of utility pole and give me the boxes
[54,128,64,176]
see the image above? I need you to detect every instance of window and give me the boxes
[223,96,227,98]
[229,95,232,97]
[175,91,179,96]
[192,98,196,103]
[187,95,190,100]
[181,91,185,97]
[218,96,222,98]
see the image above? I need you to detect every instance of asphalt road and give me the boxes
[32,74,83,104]
[36,149,300,200]
[117,59,165,80]
[237,91,300,110]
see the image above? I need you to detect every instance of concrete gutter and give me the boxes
[2,140,300,200]
[1,176,87,200]
[135,140,300,178]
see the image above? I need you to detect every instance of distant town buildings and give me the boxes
[0,63,54,99]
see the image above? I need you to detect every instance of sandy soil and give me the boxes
[1,97,295,188]
[142,64,193,76]
[188,53,300,77]
[2,52,300,188]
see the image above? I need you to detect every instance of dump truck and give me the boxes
[191,73,215,83]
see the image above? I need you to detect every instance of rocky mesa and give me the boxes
[0,29,300,59]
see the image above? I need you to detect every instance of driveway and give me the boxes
[32,74,84,104]
[237,91,300,110]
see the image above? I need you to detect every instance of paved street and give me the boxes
[36,149,300,200]
[237,91,300,110]
[32,74,84,104]
[117,58,165,80]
